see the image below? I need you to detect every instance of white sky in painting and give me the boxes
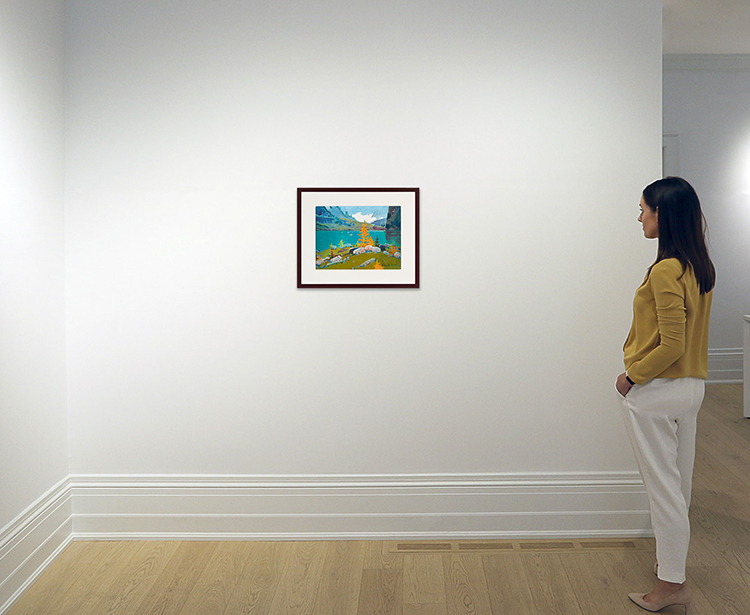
[339,205,389,224]
[351,212,378,223]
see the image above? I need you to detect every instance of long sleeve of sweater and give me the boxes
[623,258,711,384]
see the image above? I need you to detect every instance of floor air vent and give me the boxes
[391,538,652,554]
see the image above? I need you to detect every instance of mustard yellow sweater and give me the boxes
[623,258,712,384]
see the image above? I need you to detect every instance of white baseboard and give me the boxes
[0,478,73,615]
[69,473,651,541]
[708,348,743,384]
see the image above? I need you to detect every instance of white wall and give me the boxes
[0,0,71,608]
[63,0,661,534]
[664,56,750,381]
[0,0,68,532]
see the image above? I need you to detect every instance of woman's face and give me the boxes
[638,196,659,239]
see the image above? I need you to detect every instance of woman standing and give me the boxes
[616,177,715,614]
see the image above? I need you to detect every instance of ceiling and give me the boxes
[664,0,750,54]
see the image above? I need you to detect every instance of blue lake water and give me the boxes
[316,230,400,253]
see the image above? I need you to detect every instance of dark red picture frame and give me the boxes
[297,187,420,289]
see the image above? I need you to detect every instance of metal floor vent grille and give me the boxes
[391,539,654,554]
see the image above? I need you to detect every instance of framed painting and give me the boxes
[297,187,419,288]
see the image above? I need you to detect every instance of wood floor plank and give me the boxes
[223,542,284,615]
[403,553,445,610]
[267,541,327,615]
[442,554,492,615]
[682,566,722,615]
[520,553,583,615]
[357,568,403,615]
[702,384,745,433]
[692,442,748,497]
[80,541,180,615]
[696,412,750,480]
[482,552,535,614]
[134,540,219,615]
[364,541,402,571]
[592,551,657,610]
[178,541,254,615]
[314,541,366,615]
[559,552,632,613]
[402,605,446,615]
[689,491,750,577]
[688,506,727,569]
[688,565,750,615]
[45,541,146,615]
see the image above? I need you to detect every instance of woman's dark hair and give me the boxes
[642,176,715,294]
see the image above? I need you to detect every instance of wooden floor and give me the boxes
[7,384,749,615]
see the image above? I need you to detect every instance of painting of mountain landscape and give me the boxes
[315,205,401,270]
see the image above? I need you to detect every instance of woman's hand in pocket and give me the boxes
[616,372,633,397]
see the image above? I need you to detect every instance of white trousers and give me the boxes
[621,377,705,584]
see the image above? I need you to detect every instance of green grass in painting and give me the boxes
[318,251,401,270]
